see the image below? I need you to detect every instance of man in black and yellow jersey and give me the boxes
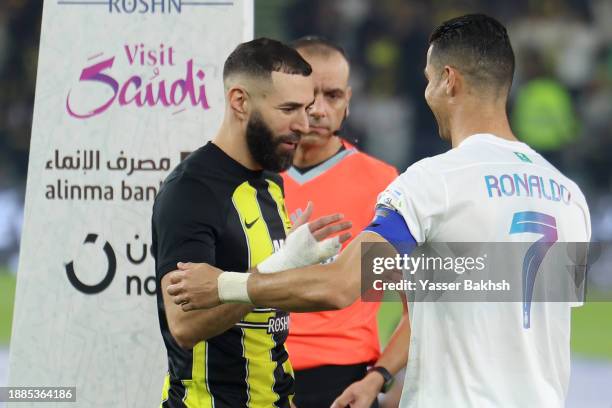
[152,38,352,408]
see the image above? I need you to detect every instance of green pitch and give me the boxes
[0,270,16,345]
[570,299,612,360]
[377,293,404,347]
[378,293,612,361]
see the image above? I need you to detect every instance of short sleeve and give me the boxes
[152,177,222,280]
[375,162,447,244]
[568,185,591,308]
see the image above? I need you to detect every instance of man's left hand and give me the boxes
[330,371,383,408]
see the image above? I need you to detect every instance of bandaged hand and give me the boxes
[257,210,352,273]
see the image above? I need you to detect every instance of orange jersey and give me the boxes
[282,142,398,370]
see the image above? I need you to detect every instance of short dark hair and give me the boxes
[223,37,312,82]
[429,14,515,92]
[291,36,349,65]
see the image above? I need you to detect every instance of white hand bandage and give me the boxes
[257,222,341,273]
[218,272,251,304]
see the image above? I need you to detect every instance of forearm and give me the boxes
[345,305,410,399]
[165,233,387,313]
[374,313,410,375]
[162,271,252,348]
[246,232,383,311]
[171,303,253,347]
[249,263,350,312]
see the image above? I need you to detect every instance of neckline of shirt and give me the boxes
[458,133,531,151]
[284,145,357,185]
[292,144,346,175]
[206,141,264,178]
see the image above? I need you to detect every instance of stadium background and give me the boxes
[0,0,610,406]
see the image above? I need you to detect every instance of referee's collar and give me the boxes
[285,145,357,185]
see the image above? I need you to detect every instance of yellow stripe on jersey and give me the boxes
[232,181,274,267]
[160,373,170,408]
[242,312,274,324]
[232,181,280,407]
[267,179,296,395]
[267,179,292,234]
[183,342,214,408]
[282,358,294,380]
[242,328,279,407]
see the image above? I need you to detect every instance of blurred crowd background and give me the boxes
[0,0,611,344]
[0,1,36,275]
[2,0,612,276]
[0,2,610,405]
[267,0,612,246]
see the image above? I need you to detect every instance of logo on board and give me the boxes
[57,0,234,14]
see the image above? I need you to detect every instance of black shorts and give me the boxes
[293,363,379,408]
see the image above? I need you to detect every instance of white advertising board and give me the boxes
[8,1,253,406]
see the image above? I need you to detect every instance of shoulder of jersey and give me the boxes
[263,170,284,187]
[399,150,457,176]
[160,147,224,197]
[562,174,588,207]
[536,155,586,199]
[158,169,213,203]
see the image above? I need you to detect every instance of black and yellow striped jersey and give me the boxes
[152,142,294,408]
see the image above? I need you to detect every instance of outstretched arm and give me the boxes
[248,232,388,311]
[168,232,388,312]
[168,205,417,312]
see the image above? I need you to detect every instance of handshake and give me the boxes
[166,202,352,311]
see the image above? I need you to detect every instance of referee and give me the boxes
[282,37,408,408]
[152,38,351,408]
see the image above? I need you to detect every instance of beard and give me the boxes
[246,111,299,172]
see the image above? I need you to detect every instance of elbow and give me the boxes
[327,273,360,309]
[315,285,355,310]
[170,320,220,349]
[326,263,362,310]
[169,323,205,350]
[330,291,355,309]
[171,327,197,350]
[292,286,349,311]
[289,266,361,311]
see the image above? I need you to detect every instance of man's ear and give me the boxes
[228,86,249,121]
[345,86,353,117]
[444,66,460,97]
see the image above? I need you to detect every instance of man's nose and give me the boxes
[308,96,326,119]
[292,109,310,134]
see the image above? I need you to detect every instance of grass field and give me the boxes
[0,270,16,345]
[377,294,612,360]
[570,300,612,360]
[0,271,610,360]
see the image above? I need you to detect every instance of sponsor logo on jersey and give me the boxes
[267,315,290,334]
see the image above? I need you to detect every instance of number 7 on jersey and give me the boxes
[509,211,558,329]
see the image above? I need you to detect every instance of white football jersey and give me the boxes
[377,134,591,408]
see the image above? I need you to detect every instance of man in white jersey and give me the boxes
[166,14,591,408]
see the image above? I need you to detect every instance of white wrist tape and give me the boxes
[217,272,252,304]
[257,222,342,273]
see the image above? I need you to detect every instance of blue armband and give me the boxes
[365,206,417,255]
